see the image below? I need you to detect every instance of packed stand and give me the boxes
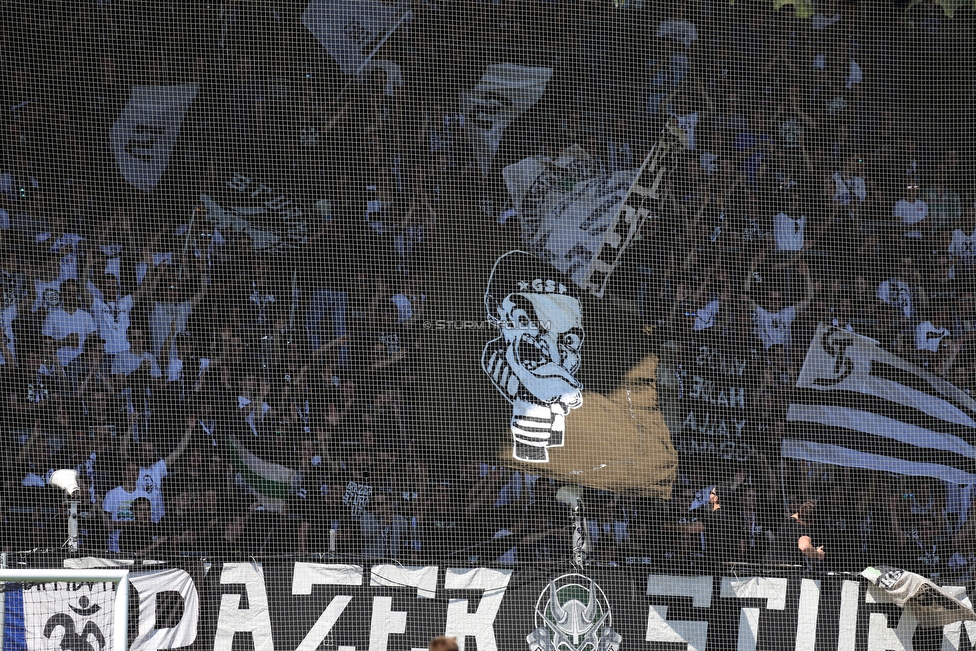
[0,0,975,578]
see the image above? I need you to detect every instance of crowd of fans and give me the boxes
[2,0,976,579]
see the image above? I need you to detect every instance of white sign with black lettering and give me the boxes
[200,172,308,254]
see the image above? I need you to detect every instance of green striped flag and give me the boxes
[226,436,298,512]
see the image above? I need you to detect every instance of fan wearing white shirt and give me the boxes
[131,416,200,524]
[35,212,83,282]
[41,279,96,367]
[894,182,928,240]
[31,255,63,314]
[773,194,806,252]
[742,253,814,350]
[84,265,158,357]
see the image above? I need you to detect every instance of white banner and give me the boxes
[862,565,976,628]
[109,84,198,192]
[129,569,200,651]
[23,580,118,651]
[461,64,552,176]
[503,122,687,297]
[302,0,410,93]
[200,172,308,255]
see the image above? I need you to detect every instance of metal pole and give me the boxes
[179,206,200,282]
[288,269,298,331]
[571,503,590,570]
[67,500,80,553]
[0,552,8,649]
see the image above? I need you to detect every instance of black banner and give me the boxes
[8,561,976,651]
[674,340,759,463]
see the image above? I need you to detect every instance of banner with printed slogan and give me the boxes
[109,84,198,192]
[461,64,552,176]
[13,561,973,651]
[302,0,412,94]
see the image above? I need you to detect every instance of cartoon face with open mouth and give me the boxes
[483,252,585,463]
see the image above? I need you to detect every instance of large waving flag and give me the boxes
[785,324,976,484]
[862,565,976,627]
[199,171,308,255]
[504,120,687,298]
[503,146,638,297]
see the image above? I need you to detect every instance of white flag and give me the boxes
[862,565,976,627]
[461,64,552,176]
[504,146,635,293]
[302,0,411,94]
[109,84,198,192]
[23,580,118,651]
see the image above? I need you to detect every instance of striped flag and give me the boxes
[785,324,976,484]
[226,436,298,511]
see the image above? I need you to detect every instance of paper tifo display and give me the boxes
[862,565,976,627]
[461,64,552,176]
[785,324,976,484]
[109,84,198,192]
[302,0,411,94]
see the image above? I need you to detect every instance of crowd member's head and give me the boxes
[429,637,458,651]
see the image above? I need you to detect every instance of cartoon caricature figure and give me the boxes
[482,251,584,462]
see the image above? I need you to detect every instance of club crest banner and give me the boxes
[22,581,118,651]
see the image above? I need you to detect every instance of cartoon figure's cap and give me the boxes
[485,251,577,321]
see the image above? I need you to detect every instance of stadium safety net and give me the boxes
[2,0,976,649]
